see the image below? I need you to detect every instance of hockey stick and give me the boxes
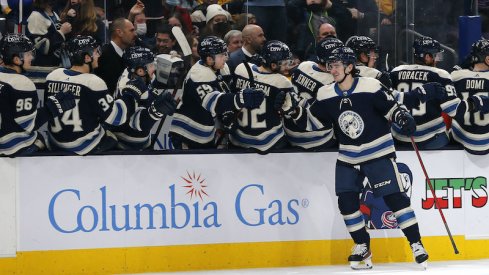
[409,136,459,254]
[150,27,191,149]
[380,82,460,254]
[215,57,256,147]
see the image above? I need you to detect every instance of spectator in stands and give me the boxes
[143,0,193,37]
[288,0,343,60]
[187,34,200,66]
[201,4,231,39]
[2,0,33,33]
[133,11,153,47]
[60,0,106,43]
[227,24,266,73]
[27,0,72,66]
[168,15,183,29]
[317,22,337,41]
[243,0,287,42]
[154,24,180,56]
[95,18,137,94]
[1,0,10,16]
[190,0,218,31]
[232,13,256,31]
[224,30,242,53]
[338,0,379,38]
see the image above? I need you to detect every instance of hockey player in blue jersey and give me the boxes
[169,36,265,149]
[360,162,413,229]
[345,36,392,88]
[231,40,295,152]
[44,35,174,155]
[0,33,75,156]
[277,47,428,269]
[285,37,343,150]
[451,38,489,154]
[391,36,460,149]
[111,46,176,150]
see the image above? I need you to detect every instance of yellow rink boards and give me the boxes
[1,236,488,275]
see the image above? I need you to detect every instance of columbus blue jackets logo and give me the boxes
[338,110,364,139]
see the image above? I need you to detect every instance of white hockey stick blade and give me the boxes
[172,26,191,57]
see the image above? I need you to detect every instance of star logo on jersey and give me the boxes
[180,171,209,201]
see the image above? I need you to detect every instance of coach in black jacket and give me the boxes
[95,18,137,94]
[227,24,266,74]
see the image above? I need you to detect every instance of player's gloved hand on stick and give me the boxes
[412,82,446,103]
[45,91,76,117]
[148,91,177,119]
[274,91,298,118]
[122,76,147,101]
[378,71,392,88]
[235,88,265,109]
[393,108,416,136]
[221,110,237,133]
[468,95,489,113]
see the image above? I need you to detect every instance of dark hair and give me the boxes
[110,17,128,35]
[155,23,175,41]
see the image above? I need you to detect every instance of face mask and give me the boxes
[70,3,81,12]
[213,22,229,34]
[136,23,147,36]
[307,3,323,12]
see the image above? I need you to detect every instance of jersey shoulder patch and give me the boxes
[354,77,382,94]
[189,62,217,83]
[0,72,36,91]
[316,83,337,101]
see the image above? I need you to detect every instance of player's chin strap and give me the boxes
[337,65,352,84]
[483,56,489,68]
[85,57,94,73]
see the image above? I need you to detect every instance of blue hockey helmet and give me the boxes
[123,46,155,73]
[345,35,377,56]
[470,38,489,64]
[198,35,227,59]
[328,46,357,66]
[413,36,443,59]
[0,33,35,65]
[66,35,100,66]
[261,40,293,66]
[316,37,344,64]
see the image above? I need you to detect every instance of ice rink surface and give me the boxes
[123,259,489,275]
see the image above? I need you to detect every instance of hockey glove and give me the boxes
[377,71,392,88]
[221,110,238,133]
[235,88,265,109]
[412,82,446,103]
[393,108,416,136]
[468,95,489,113]
[45,91,76,118]
[122,76,147,101]
[148,91,177,119]
[274,91,298,118]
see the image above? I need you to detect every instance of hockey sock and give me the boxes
[383,193,421,244]
[338,192,370,245]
